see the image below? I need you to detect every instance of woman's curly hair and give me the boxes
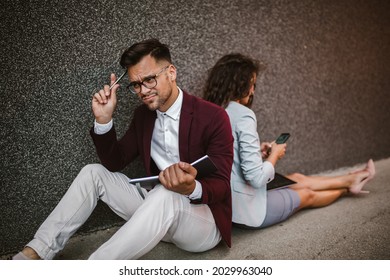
[202,53,266,108]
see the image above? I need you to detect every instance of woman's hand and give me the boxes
[260,142,272,159]
[266,142,287,166]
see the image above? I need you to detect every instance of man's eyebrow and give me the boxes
[142,74,156,79]
[129,73,155,84]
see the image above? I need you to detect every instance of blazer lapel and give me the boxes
[179,91,194,163]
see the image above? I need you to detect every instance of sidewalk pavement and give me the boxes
[3,158,390,260]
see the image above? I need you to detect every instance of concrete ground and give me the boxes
[3,158,390,260]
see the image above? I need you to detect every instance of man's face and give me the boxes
[127,55,178,112]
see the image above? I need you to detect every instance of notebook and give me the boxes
[128,155,218,189]
[266,172,296,191]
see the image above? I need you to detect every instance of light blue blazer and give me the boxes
[226,101,275,227]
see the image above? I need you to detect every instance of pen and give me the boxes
[109,69,128,89]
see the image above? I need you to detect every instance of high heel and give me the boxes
[366,159,376,180]
[349,177,370,194]
[349,159,375,194]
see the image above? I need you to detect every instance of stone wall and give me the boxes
[1,0,389,254]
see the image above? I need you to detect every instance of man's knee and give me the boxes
[145,185,185,211]
[148,185,179,200]
[72,164,107,193]
[79,163,106,175]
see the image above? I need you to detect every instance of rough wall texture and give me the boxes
[1,0,389,254]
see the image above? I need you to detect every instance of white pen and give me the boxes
[109,70,128,89]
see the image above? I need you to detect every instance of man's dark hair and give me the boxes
[120,38,172,68]
[203,53,266,108]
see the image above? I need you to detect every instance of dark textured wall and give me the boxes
[1,0,389,255]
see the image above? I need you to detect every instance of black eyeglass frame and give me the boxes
[127,65,170,94]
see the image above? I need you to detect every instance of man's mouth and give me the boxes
[142,93,157,101]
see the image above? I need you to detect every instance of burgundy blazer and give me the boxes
[90,91,234,247]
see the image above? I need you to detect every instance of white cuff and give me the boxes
[187,180,203,200]
[263,161,275,183]
[94,119,113,135]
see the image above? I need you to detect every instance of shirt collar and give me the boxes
[157,87,183,120]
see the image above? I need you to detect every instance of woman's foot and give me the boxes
[366,159,376,180]
[349,159,376,194]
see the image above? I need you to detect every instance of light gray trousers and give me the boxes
[27,164,221,259]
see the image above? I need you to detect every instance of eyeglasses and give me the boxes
[127,65,170,94]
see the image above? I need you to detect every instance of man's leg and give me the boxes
[24,164,145,259]
[89,185,221,259]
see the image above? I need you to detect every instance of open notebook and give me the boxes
[266,173,296,191]
[128,155,217,189]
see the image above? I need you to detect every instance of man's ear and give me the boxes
[168,65,177,81]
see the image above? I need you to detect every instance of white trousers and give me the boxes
[27,164,221,259]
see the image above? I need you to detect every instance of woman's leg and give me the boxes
[257,188,301,228]
[291,187,347,210]
[257,187,345,229]
[286,159,375,193]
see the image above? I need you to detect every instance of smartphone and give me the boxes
[265,133,290,156]
[275,133,290,144]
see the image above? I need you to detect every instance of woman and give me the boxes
[203,53,375,228]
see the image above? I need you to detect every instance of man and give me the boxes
[13,39,233,260]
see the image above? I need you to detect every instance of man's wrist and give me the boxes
[187,180,202,200]
[95,116,112,125]
[94,119,113,135]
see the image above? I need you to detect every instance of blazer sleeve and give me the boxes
[90,114,140,172]
[235,110,274,188]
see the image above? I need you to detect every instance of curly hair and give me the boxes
[202,53,266,108]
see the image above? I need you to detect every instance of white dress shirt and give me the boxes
[94,87,202,199]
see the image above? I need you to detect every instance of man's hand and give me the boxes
[159,162,197,195]
[92,73,121,124]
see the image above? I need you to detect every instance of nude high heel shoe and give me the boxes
[349,159,375,194]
